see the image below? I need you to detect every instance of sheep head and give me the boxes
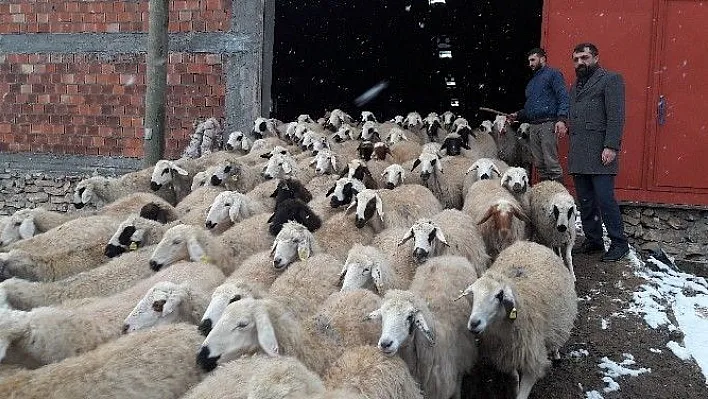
[440,132,469,157]
[479,120,494,135]
[122,281,188,334]
[361,110,377,124]
[462,277,518,335]
[205,191,245,230]
[270,221,316,269]
[346,189,384,229]
[477,200,530,245]
[269,178,313,208]
[442,111,456,130]
[381,164,405,190]
[501,167,530,194]
[361,121,380,142]
[0,209,37,247]
[403,112,422,130]
[357,141,375,161]
[72,176,107,209]
[252,117,272,139]
[411,152,443,181]
[199,279,265,336]
[326,177,365,208]
[297,114,314,123]
[341,244,386,294]
[151,160,189,191]
[105,215,149,258]
[549,192,577,234]
[0,308,31,363]
[367,290,435,356]
[149,224,206,271]
[386,128,409,145]
[492,115,508,135]
[466,158,502,181]
[372,142,392,161]
[310,149,339,175]
[390,115,405,127]
[197,298,280,372]
[398,219,449,264]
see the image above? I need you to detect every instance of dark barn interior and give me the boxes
[272,0,545,124]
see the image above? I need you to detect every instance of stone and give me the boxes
[34,179,57,187]
[666,216,688,230]
[23,185,39,193]
[655,209,672,221]
[641,215,661,229]
[27,192,49,203]
[44,186,69,196]
[623,213,641,226]
[642,208,655,216]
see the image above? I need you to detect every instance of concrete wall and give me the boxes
[0,0,274,159]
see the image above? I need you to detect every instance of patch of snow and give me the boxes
[601,318,609,330]
[667,341,693,361]
[602,377,620,393]
[569,349,590,359]
[598,354,651,378]
[649,348,663,354]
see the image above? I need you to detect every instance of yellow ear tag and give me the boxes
[129,242,138,251]
[200,255,212,264]
[508,308,518,320]
[298,245,310,261]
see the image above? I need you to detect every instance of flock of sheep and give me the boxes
[0,109,580,399]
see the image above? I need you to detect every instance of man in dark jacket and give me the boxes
[568,42,629,262]
[509,48,569,183]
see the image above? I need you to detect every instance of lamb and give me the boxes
[366,255,479,399]
[324,345,424,399]
[122,275,219,333]
[197,288,381,376]
[72,166,174,209]
[398,209,491,276]
[149,214,271,274]
[183,354,326,399]
[0,323,204,399]
[528,181,578,280]
[340,243,414,294]
[459,240,578,399]
[204,191,267,232]
[268,198,322,236]
[462,157,510,196]
[0,245,158,311]
[462,180,531,259]
[346,185,443,233]
[0,261,224,367]
[501,167,532,214]
[0,214,128,282]
[409,151,471,209]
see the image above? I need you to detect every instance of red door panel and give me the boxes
[654,0,708,190]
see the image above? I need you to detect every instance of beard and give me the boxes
[575,63,597,79]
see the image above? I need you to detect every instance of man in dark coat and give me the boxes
[509,48,570,183]
[568,42,629,262]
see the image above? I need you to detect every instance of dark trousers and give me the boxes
[572,174,628,249]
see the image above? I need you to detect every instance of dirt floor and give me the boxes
[465,246,708,399]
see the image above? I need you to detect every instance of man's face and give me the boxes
[572,48,599,76]
[528,54,545,71]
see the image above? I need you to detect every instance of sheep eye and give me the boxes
[172,239,182,245]
[224,202,232,207]
[362,268,370,274]
[234,321,249,330]
[229,294,242,303]
[280,150,287,154]
[14,221,22,226]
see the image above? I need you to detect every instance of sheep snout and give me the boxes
[196,346,220,372]
[150,181,162,191]
[413,248,429,263]
[467,317,484,334]
[149,260,162,271]
[122,324,130,334]
[205,220,217,229]
[104,243,126,258]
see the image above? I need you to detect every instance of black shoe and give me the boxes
[601,245,629,262]
[573,240,604,255]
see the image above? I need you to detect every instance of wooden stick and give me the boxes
[479,107,510,117]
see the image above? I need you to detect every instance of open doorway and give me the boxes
[272,0,544,123]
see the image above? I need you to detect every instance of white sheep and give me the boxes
[462,180,531,259]
[0,214,127,281]
[346,185,443,233]
[149,214,271,274]
[0,245,157,311]
[0,323,204,399]
[398,209,491,277]
[226,130,254,153]
[0,261,223,367]
[104,215,173,258]
[0,207,82,248]
[529,181,578,280]
[204,190,267,232]
[324,345,424,399]
[310,149,342,175]
[366,255,479,399]
[183,354,326,399]
[462,157,510,196]
[189,161,237,191]
[270,221,320,270]
[380,163,407,189]
[174,185,226,228]
[340,243,413,294]
[122,274,219,333]
[459,240,578,399]
[501,167,532,214]
[407,151,471,209]
[150,159,194,203]
[72,166,175,208]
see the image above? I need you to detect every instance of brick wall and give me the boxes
[0,0,230,159]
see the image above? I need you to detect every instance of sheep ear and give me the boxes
[338,264,348,284]
[375,194,384,221]
[371,263,384,294]
[173,165,189,176]
[364,308,382,321]
[491,164,502,177]
[512,205,531,224]
[401,133,409,141]
[297,239,312,261]
[414,312,436,345]
[228,200,243,223]
[260,152,273,159]
[345,198,357,214]
[398,228,414,246]
[18,217,36,240]
[411,159,420,172]
[269,240,277,257]
[309,157,317,166]
[186,236,206,262]
[269,188,278,198]
[282,161,293,175]
[81,185,94,204]
[330,155,338,173]
[267,212,275,224]
[501,174,511,186]
[325,185,336,197]
[434,227,449,246]
[477,206,495,225]
[255,306,279,356]
[441,138,450,150]
[497,286,517,321]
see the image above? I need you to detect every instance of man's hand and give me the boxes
[601,148,617,165]
[555,121,568,138]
